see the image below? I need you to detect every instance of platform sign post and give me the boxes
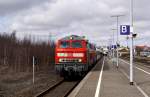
[120,25,134,85]
[33,56,35,84]
[129,29,134,85]
[129,0,134,85]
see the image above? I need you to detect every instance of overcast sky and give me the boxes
[0,0,150,46]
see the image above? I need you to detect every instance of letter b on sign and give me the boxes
[122,26,127,33]
[120,25,130,35]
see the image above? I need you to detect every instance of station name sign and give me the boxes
[120,25,130,35]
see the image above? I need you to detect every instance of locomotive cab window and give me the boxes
[60,41,70,48]
[72,41,82,48]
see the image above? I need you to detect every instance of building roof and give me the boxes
[136,45,150,51]
[136,45,146,48]
[119,48,129,52]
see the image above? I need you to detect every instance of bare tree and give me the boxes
[0,32,55,73]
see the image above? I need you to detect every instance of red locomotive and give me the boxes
[55,35,98,77]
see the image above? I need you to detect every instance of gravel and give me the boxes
[0,65,63,97]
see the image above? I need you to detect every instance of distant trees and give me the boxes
[0,32,55,72]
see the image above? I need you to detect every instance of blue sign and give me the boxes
[120,25,130,35]
[111,45,117,49]
[108,45,117,49]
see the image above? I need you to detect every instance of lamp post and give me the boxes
[111,15,125,68]
[111,29,117,59]
[129,0,134,85]
[129,0,137,85]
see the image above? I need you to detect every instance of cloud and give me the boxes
[0,0,149,46]
[0,0,51,16]
[10,0,110,31]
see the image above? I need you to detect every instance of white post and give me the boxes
[33,56,35,84]
[126,36,129,48]
[130,0,134,85]
[111,15,124,68]
[116,17,119,68]
[113,31,115,60]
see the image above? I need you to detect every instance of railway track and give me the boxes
[35,79,80,97]
[34,58,101,97]
[122,57,150,69]
[134,61,150,69]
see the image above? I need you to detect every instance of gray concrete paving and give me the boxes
[68,57,145,97]
[119,58,150,97]
[100,58,143,97]
[68,58,103,97]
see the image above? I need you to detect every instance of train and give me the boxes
[55,35,101,77]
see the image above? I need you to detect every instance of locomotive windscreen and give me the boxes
[72,41,82,48]
[60,41,70,48]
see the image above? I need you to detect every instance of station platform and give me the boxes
[68,57,143,97]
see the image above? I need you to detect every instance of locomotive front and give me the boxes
[55,35,88,76]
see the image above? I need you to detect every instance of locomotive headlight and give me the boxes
[59,59,62,62]
[78,59,82,62]
[73,53,84,57]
